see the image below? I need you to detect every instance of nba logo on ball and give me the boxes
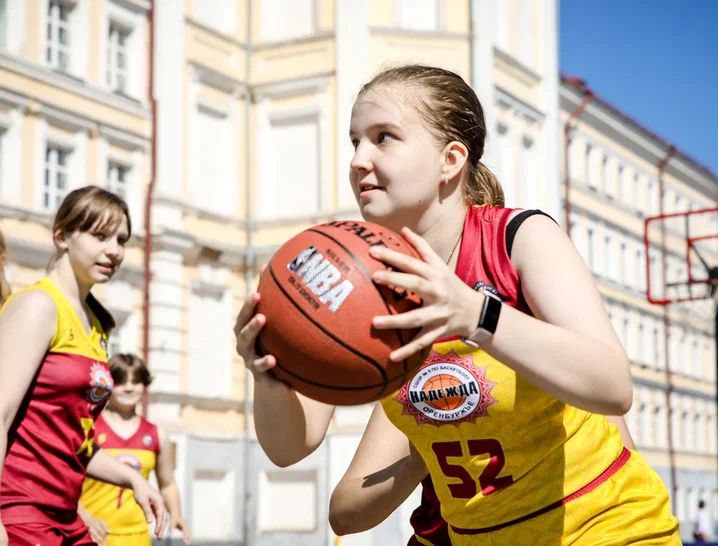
[288,246,355,312]
[399,351,497,425]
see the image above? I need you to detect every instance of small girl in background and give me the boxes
[80,353,191,546]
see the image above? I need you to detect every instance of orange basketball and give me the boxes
[256,220,428,405]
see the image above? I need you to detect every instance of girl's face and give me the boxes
[59,215,129,286]
[349,85,445,233]
[111,374,146,408]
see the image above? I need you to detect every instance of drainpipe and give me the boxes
[142,4,157,414]
[562,78,593,236]
[241,1,254,542]
[657,145,677,504]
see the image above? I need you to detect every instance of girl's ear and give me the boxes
[441,141,469,183]
[53,229,69,251]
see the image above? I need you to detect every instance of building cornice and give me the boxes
[561,84,718,196]
[252,31,335,51]
[0,51,150,118]
[494,86,546,123]
[493,46,542,84]
[369,26,470,40]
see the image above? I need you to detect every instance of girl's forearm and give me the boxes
[86,449,139,487]
[483,302,632,415]
[160,483,182,519]
[253,374,334,467]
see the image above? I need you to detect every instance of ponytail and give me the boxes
[465,161,505,207]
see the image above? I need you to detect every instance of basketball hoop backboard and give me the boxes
[644,207,718,305]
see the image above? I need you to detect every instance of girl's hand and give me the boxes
[369,227,483,361]
[233,293,278,378]
[130,475,169,539]
[79,512,109,545]
[0,521,7,546]
[171,514,192,545]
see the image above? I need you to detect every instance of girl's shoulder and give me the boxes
[0,279,57,320]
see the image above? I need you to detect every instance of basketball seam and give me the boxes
[272,358,411,391]
[267,263,389,385]
[307,226,413,377]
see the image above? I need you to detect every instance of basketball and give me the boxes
[256,220,429,405]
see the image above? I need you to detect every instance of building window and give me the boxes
[107,162,129,199]
[586,228,594,271]
[44,144,69,210]
[261,0,313,42]
[46,0,71,71]
[258,113,319,219]
[192,104,236,215]
[398,0,440,30]
[106,22,130,94]
[0,0,7,48]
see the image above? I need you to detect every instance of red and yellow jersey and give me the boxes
[382,206,624,531]
[0,277,113,525]
[80,415,160,535]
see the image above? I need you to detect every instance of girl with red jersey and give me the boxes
[236,65,678,545]
[0,187,167,546]
[79,354,191,546]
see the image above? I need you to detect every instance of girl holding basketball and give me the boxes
[236,65,676,545]
[0,187,167,546]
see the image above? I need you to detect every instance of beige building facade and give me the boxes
[562,77,718,542]
[1,0,715,543]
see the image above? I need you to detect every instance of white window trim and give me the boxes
[106,21,131,94]
[43,142,71,210]
[46,0,72,72]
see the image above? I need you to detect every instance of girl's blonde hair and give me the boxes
[359,65,504,207]
[50,186,131,331]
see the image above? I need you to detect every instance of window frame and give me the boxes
[46,0,72,72]
[43,142,71,211]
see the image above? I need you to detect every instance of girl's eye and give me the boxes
[93,233,108,242]
[377,132,393,144]
[350,138,359,150]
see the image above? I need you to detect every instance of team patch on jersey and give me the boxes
[397,350,497,425]
[116,453,142,471]
[142,434,154,448]
[88,362,113,405]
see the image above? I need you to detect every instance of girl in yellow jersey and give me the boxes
[322,65,680,544]
[234,65,679,544]
[79,354,191,546]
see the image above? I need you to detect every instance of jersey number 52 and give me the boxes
[432,438,513,498]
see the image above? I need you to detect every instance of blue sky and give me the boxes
[560,0,718,176]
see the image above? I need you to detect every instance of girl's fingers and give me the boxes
[236,313,266,350]
[372,270,434,297]
[252,354,276,373]
[400,227,446,268]
[369,245,433,277]
[234,293,260,331]
[372,307,442,330]
[390,326,444,362]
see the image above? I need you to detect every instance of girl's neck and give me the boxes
[416,199,468,265]
[49,256,91,302]
[106,404,138,420]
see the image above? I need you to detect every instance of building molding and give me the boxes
[493,45,542,84]
[562,86,717,196]
[252,73,332,101]
[0,51,150,117]
[494,86,545,124]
